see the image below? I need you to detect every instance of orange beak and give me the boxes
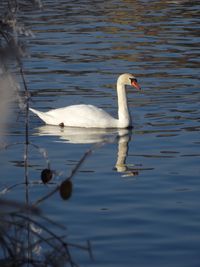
[131,80,141,90]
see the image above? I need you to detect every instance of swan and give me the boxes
[29,73,141,128]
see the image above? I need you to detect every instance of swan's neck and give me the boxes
[117,83,131,128]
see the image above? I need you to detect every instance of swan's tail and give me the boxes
[29,108,52,124]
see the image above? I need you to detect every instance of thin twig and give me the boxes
[14,213,75,266]
[33,145,97,206]
[1,217,67,257]
[34,186,59,206]
[0,199,40,214]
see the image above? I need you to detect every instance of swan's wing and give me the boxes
[30,108,58,125]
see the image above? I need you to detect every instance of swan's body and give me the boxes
[30,73,141,129]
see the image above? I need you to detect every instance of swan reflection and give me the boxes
[35,125,122,144]
[115,133,139,177]
[34,125,138,176]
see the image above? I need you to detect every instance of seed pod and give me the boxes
[41,168,53,184]
[59,180,73,200]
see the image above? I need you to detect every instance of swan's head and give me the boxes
[117,73,141,90]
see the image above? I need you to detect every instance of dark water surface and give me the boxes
[1,0,200,266]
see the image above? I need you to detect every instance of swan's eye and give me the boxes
[130,78,137,83]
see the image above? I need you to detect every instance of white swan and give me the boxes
[30,73,141,129]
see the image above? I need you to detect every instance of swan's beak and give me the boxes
[131,80,141,91]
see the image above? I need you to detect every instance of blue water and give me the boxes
[0,0,200,266]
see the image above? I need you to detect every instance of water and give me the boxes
[0,0,200,266]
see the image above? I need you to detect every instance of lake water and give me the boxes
[0,0,200,266]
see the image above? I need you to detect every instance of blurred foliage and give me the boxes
[0,1,92,266]
[0,0,42,68]
[0,198,92,267]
